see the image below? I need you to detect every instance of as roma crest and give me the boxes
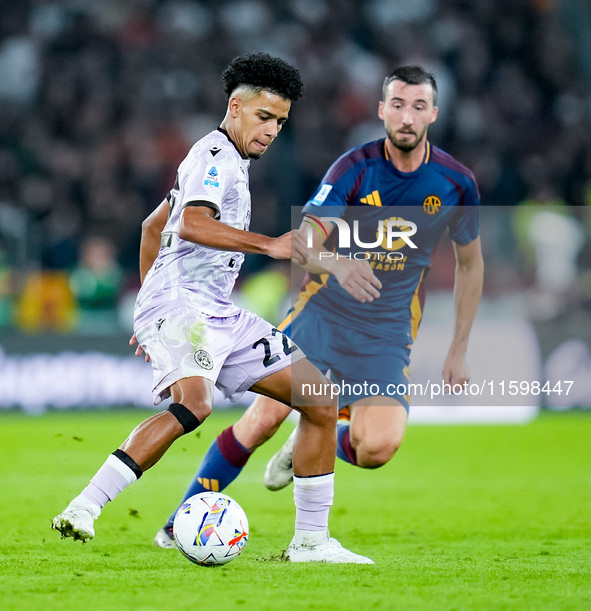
[423,195,441,215]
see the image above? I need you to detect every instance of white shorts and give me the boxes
[134,305,304,405]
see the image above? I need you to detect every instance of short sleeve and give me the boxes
[179,148,237,218]
[448,179,480,245]
[302,176,349,219]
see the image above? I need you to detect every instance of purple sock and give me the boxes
[81,454,138,509]
[217,426,252,467]
[337,423,358,466]
[293,473,335,531]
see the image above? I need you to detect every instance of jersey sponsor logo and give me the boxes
[423,195,441,215]
[209,146,221,157]
[309,184,333,205]
[155,316,166,331]
[360,190,382,207]
[204,165,220,187]
[368,251,408,272]
[194,349,214,370]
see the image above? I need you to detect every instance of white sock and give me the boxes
[80,454,138,510]
[293,472,335,532]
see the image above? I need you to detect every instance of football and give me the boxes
[173,492,249,566]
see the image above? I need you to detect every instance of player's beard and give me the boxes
[386,125,428,152]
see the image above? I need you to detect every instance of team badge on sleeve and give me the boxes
[310,184,333,205]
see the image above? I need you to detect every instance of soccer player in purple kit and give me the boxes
[154,66,484,548]
[52,53,373,564]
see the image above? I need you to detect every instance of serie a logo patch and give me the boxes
[204,165,220,187]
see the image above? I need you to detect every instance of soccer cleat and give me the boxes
[51,496,101,543]
[264,428,296,491]
[154,525,176,549]
[286,530,374,564]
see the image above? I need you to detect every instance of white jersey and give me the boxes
[135,128,251,326]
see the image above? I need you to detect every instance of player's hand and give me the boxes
[130,334,150,362]
[268,230,309,266]
[442,350,469,387]
[334,258,382,302]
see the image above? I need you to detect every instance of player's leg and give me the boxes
[52,374,214,543]
[252,360,372,563]
[252,360,336,475]
[339,396,408,468]
[175,392,290,496]
[209,311,371,562]
[266,396,408,482]
[155,394,291,547]
[120,376,214,469]
[335,353,410,468]
[263,397,407,492]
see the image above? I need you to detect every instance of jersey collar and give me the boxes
[383,139,430,177]
[217,126,248,160]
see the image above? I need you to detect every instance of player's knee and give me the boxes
[188,400,212,423]
[354,435,402,469]
[168,400,212,434]
[292,374,337,426]
[293,377,338,409]
[303,402,338,427]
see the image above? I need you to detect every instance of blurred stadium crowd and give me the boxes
[0,0,590,333]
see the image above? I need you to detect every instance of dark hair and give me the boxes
[382,66,438,105]
[222,53,304,101]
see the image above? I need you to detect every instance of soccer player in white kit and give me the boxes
[52,53,372,564]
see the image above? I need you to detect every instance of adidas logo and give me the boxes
[360,190,382,206]
[197,477,220,491]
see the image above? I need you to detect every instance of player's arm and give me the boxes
[139,198,170,283]
[296,219,382,303]
[442,236,484,385]
[131,198,170,361]
[179,205,308,264]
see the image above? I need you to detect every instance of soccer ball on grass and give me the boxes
[173,492,249,566]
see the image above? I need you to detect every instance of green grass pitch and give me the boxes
[1,409,590,610]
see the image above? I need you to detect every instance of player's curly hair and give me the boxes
[222,53,304,101]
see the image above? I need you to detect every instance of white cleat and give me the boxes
[154,526,176,549]
[286,530,374,564]
[51,496,101,543]
[264,428,296,491]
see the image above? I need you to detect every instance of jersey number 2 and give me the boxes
[253,328,296,368]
